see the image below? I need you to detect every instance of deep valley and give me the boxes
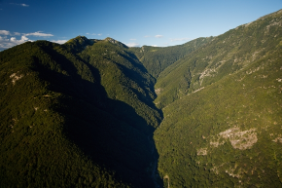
[0,9,282,188]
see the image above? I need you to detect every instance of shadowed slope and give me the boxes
[0,39,162,187]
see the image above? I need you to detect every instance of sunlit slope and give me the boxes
[129,37,212,78]
[0,39,161,187]
[154,9,282,188]
[154,9,282,108]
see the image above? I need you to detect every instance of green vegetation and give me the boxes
[154,9,282,108]
[1,8,282,188]
[154,9,282,187]
[0,39,162,187]
[129,37,212,78]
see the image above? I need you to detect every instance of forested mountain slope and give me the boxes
[0,37,162,187]
[154,9,282,187]
[129,37,212,78]
[0,8,282,188]
[154,9,282,108]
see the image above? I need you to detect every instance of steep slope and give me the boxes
[129,37,212,78]
[0,38,162,187]
[154,9,282,108]
[154,9,282,187]
[1,8,282,188]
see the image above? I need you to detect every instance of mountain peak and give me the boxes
[63,36,95,52]
[104,37,117,43]
[104,37,127,48]
[66,35,89,44]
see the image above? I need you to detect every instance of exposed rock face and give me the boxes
[10,72,24,85]
[219,127,257,150]
[197,148,208,155]
[209,127,258,150]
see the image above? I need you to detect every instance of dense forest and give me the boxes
[0,8,282,188]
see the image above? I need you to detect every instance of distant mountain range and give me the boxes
[0,9,281,188]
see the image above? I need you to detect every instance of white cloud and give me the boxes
[144,35,150,38]
[126,42,140,47]
[86,33,96,35]
[14,32,21,35]
[0,30,55,49]
[51,40,67,44]
[130,39,136,40]
[170,38,190,42]
[0,36,9,41]
[10,3,29,7]
[97,33,102,36]
[0,35,32,49]
[0,30,53,37]
[0,30,11,35]
[11,36,30,43]
[155,35,163,38]
[152,45,158,47]
[24,31,53,37]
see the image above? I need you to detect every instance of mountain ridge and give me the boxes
[0,8,282,188]
[0,39,162,187]
[153,8,282,187]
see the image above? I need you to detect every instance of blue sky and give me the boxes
[0,0,281,50]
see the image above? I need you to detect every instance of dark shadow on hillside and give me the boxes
[118,52,164,121]
[31,48,163,188]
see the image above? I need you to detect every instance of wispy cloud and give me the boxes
[0,30,54,49]
[0,35,32,49]
[0,30,11,35]
[126,42,140,47]
[170,38,190,42]
[144,35,150,38]
[51,40,67,44]
[130,39,136,40]
[0,30,53,37]
[10,3,29,7]
[155,35,163,38]
[0,36,9,42]
[97,33,102,36]
[24,31,53,37]
[86,33,96,35]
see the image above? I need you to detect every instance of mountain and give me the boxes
[129,37,213,78]
[154,9,282,109]
[0,8,282,188]
[0,37,162,187]
[153,9,282,187]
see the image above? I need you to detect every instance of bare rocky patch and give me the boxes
[10,72,24,85]
[192,87,205,94]
[272,134,282,143]
[219,127,257,150]
[210,138,225,148]
[199,68,217,80]
[197,148,208,155]
[225,166,242,179]
[155,88,162,95]
[209,127,258,150]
